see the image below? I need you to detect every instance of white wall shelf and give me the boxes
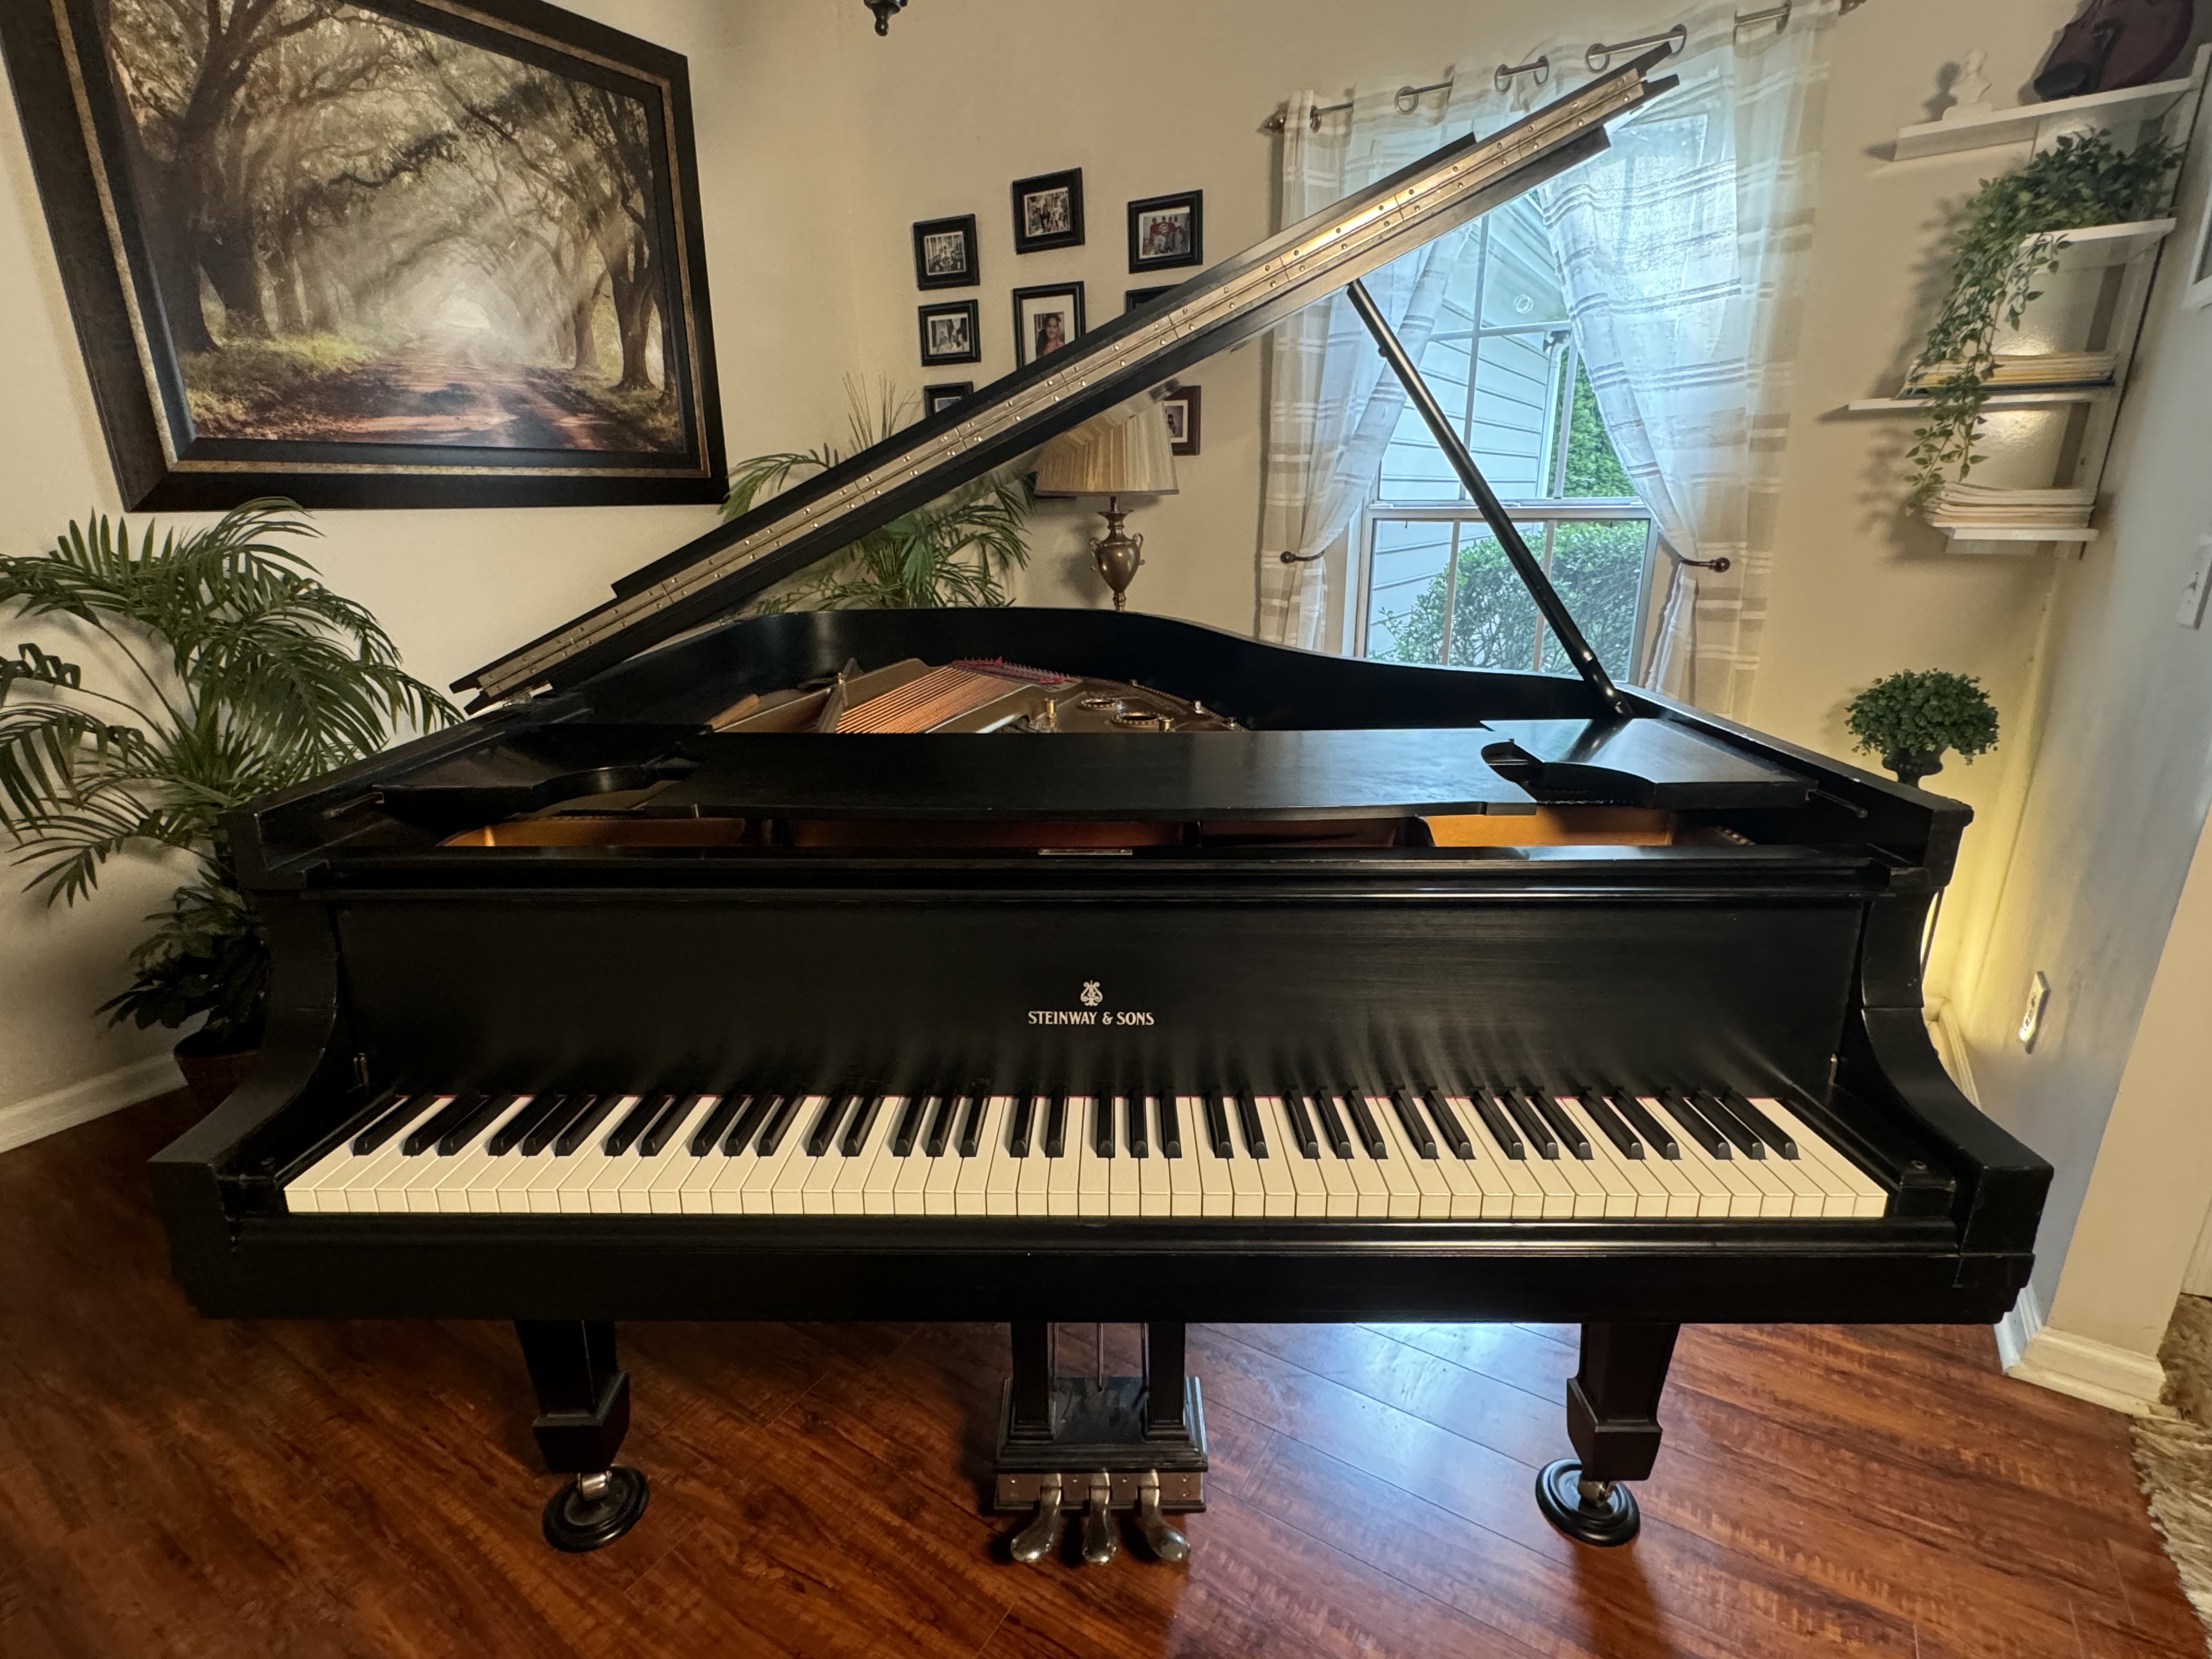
[1893,49,2208,161]
[2040,217,2178,266]
[1838,388,2113,415]
[1932,524,2100,545]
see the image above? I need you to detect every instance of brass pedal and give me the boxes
[1007,1474,1063,1564]
[1132,1470,1190,1562]
[1079,1473,1119,1565]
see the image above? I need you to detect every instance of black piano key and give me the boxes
[1235,1091,1269,1159]
[689,1095,743,1156]
[437,1091,513,1155]
[1389,1089,1437,1159]
[1466,1091,1525,1160]
[1498,1092,1558,1160]
[352,1094,429,1156]
[1420,1091,1474,1160]
[554,1095,619,1156]
[956,1096,988,1158]
[1696,1091,1768,1159]
[1577,1092,1644,1160]
[923,1094,958,1157]
[890,1094,930,1156]
[602,1095,668,1157]
[724,1094,780,1156]
[839,1094,885,1156]
[403,1092,487,1156]
[1309,1092,1354,1159]
[804,1094,855,1158]
[488,1094,563,1157]
[1720,1092,1798,1159]
[521,1095,585,1156]
[636,1094,696,1157]
[753,1093,802,1157]
[1124,1096,1149,1159]
[1658,1092,1731,1159]
[1280,1091,1320,1159]
[1006,1094,1037,1157]
[1048,1094,1074,1159]
[1527,1093,1593,1161]
[1203,1094,1234,1159]
[1610,1093,1678,1159]
[1342,1093,1389,1158]
[1156,1094,1183,1159]
[1087,1096,1111,1159]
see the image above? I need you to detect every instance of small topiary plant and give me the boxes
[1845,669,2000,787]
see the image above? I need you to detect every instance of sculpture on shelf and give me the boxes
[2034,0,2195,101]
[1844,670,2000,787]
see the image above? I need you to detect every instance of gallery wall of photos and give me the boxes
[909,171,1205,452]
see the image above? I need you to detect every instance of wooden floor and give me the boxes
[0,1093,2199,1659]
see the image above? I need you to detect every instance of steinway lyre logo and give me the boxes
[1080,980,1104,1007]
[1026,979,1154,1028]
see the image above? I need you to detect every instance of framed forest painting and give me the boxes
[0,0,726,509]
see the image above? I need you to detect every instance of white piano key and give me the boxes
[285,1126,368,1213]
[638,1101,708,1215]
[353,1095,456,1212]
[982,1096,1022,1217]
[613,1102,695,1214]
[746,1098,819,1215]
[1018,1098,1055,1217]
[1266,1098,1327,1219]
[1417,1101,1500,1221]
[1638,1096,1758,1218]
[951,1097,1000,1215]
[1217,1101,1262,1219]
[1751,1097,1889,1217]
[1445,1096,1533,1219]
[1311,1132,1359,1218]
[1369,1094,1448,1220]
[890,1114,934,1216]
[1333,1098,1391,1218]
[1555,1097,1668,1220]
[432,1101,532,1213]
[1541,1124,1612,1220]
[832,1098,895,1216]
[703,1099,774,1215]
[923,1103,968,1216]
[1250,1098,1296,1218]
[1592,1095,1701,1217]
[859,1098,909,1216]
[1137,1101,1171,1217]
[1107,1099,1139,1217]
[1075,1097,1111,1218]
[1189,1099,1234,1218]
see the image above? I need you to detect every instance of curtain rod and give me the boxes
[1261,0,1864,134]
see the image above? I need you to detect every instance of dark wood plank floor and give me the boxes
[0,1092,2198,1659]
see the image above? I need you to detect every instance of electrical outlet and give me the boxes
[2180,536,2212,628]
[2018,971,2051,1051]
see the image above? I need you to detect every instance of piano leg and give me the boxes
[1535,1321,1679,1547]
[515,1319,650,1553]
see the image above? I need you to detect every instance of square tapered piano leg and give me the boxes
[515,1319,650,1552]
[1536,1321,1680,1546]
[995,1321,1206,1564]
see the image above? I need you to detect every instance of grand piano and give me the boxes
[153,47,2050,1564]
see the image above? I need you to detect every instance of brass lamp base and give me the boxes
[1091,496,1144,611]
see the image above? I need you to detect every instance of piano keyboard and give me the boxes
[284,1087,1889,1220]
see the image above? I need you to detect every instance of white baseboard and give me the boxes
[0,1052,183,1157]
[1996,1282,2171,1416]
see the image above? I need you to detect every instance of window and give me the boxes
[1353,196,1656,679]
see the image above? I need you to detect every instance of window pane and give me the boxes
[1368,521,1545,670]
[1477,199,1568,330]
[1559,362,1633,498]
[1538,520,1648,675]
[1365,518,1458,664]
[1466,329,1561,499]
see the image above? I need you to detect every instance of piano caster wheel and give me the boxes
[1080,1473,1120,1566]
[1534,1459,1640,1547]
[1008,1476,1064,1564]
[541,1466,650,1553]
[1132,1471,1190,1563]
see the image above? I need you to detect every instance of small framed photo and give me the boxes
[2187,161,2212,311]
[1159,385,1201,456]
[922,382,974,416]
[913,214,979,290]
[918,300,981,365]
[1012,168,1085,254]
[1128,191,1204,274]
[1012,283,1086,367]
[1125,284,1181,312]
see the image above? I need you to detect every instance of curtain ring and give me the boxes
[1585,24,1688,74]
[1493,55,1550,94]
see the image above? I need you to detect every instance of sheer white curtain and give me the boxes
[1258,4,1833,716]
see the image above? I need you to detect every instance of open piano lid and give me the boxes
[458,48,1678,707]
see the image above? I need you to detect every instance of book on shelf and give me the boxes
[1902,351,2117,392]
[1925,481,2095,530]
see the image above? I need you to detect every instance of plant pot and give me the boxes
[1882,747,1946,788]
[173,1028,259,1115]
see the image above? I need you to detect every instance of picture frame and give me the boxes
[918,300,981,365]
[1127,190,1204,274]
[1011,168,1085,255]
[1125,285,1182,313]
[0,0,725,511]
[1159,385,1201,457]
[912,214,979,290]
[2186,159,2212,311]
[1011,283,1086,368]
[922,382,974,416]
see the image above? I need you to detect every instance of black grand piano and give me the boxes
[153,49,2049,1564]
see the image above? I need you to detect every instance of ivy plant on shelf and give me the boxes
[1905,128,2184,507]
[0,500,454,1096]
[1844,669,2000,787]
[725,381,1032,612]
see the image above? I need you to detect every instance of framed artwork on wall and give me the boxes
[1011,283,1085,367]
[918,300,981,365]
[0,0,726,510]
[1011,168,1084,255]
[1125,284,1181,312]
[1159,384,1201,456]
[1127,190,1203,274]
[922,381,973,415]
[913,214,979,290]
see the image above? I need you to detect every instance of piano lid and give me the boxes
[459,48,1678,706]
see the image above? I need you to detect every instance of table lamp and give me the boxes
[1034,394,1180,610]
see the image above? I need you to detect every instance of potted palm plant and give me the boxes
[1844,669,2000,787]
[0,499,455,1110]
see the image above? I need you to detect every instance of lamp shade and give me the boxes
[1033,394,1180,497]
